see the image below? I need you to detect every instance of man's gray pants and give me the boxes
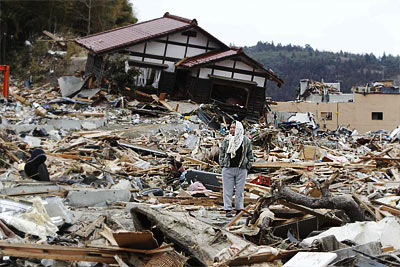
[222,167,247,211]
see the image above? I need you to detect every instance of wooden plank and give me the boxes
[183,156,208,167]
[159,100,175,112]
[135,164,169,174]
[100,225,119,246]
[379,205,400,216]
[279,200,343,225]
[62,112,105,117]
[0,241,119,263]
[352,193,375,219]
[226,205,252,228]
[252,162,314,169]
[89,244,173,255]
[47,153,93,161]
[75,215,105,238]
[42,30,66,47]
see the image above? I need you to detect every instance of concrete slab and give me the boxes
[0,124,55,133]
[0,185,62,195]
[47,118,107,130]
[66,189,131,207]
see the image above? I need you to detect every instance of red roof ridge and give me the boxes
[163,12,197,25]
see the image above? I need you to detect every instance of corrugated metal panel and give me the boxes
[75,15,192,54]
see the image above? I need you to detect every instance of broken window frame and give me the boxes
[127,61,168,89]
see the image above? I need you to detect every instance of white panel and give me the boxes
[186,47,206,57]
[128,56,142,61]
[143,58,163,64]
[235,61,254,71]
[233,73,252,81]
[253,76,265,87]
[145,41,165,56]
[127,43,145,53]
[166,45,186,58]
[214,70,231,78]
[169,32,187,43]
[199,68,212,79]
[164,61,176,72]
[215,60,234,68]
[188,31,207,46]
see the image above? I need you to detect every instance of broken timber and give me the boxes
[130,205,257,266]
[274,186,364,222]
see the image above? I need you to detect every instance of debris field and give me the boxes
[1,77,400,267]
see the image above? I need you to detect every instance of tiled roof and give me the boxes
[75,13,195,54]
[178,48,283,85]
[178,48,240,68]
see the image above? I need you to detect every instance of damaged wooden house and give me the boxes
[74,12,283,121]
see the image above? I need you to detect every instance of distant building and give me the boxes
[298,79,353,103]
[272,79,400,133]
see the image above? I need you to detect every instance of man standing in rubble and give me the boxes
[219,121,254,217]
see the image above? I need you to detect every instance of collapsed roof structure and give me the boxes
[75,12,283,121]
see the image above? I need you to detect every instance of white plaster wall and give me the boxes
[145,41,166,56]
[188,31,208,46]
[127,43,145,53]
[128,56,142,61]
[213,70,231,78]
[169,32,187,43]
[253,76,265,87]
[186,47,206,57]
[215,60,234,68]
[199,68,212,79]
[166,45,186,58]
[233,73,252,82]
[235,61,254,71]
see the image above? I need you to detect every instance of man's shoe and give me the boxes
[226,211,233,217]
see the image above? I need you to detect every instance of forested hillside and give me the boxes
[244,42,400,101]
[0,0,137,65]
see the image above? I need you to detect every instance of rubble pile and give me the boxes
[1,80,400,266]
[302,80,341,95]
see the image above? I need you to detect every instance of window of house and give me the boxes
[321,112,332,120]
[135,67,162,88]
[372,112,383,120]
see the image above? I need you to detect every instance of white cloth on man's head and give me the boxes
[226,121,244,158]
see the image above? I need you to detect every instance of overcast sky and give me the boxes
[131,0,400,57]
